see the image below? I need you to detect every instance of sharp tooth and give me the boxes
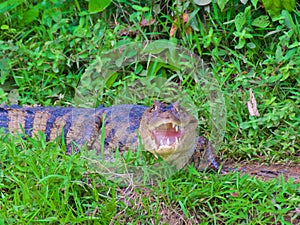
[160,139,164,146]
[167,138,170,145]
[172,123,175,128]
[175,137,179,144]
[175,125,179,132]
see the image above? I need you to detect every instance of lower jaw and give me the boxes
[154,146,177,156]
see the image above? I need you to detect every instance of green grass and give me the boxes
[1,133,300,224]
[0,0,300,224]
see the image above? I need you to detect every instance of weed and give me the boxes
[0,0,299,224]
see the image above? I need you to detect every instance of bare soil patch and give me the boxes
[223,160,300,183]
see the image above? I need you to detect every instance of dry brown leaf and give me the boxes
[169,13,191,37]
[247,88,260,116]
[231,192,240,197]
[185,26,192,35]
[182,12,189,23]
[170,18,178,37]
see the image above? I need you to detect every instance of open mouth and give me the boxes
[152,123,182,148]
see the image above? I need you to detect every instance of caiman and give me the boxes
[0,101,221,171]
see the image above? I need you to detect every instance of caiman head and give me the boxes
[139,100,198,169]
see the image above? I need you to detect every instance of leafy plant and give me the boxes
[0,0,300,223]
[88,0,111,14]
[262,0,296,18]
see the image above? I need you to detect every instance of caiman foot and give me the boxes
[189,136,234,174]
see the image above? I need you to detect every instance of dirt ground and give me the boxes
[223,160,300,183]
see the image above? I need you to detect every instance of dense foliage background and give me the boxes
[0,0,299,224]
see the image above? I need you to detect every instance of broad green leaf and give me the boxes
[105,72,118,88]
[0,88,8,102]
[0,0,22,14]
[22,6,39,25]
[262,0,281,17]
[203,27,214,48]
[134,64,143,74]
[275,45,283,62]
[246,42,256,49]
[217,0,229,11]
[235,38,246,49]
[244,33,253,39]
[0,58,9,84]
[268,74,282,83]
[288,42,300,49]
[262,0,295,18]
[88,0,111,14]
[234,12,246,32]
[250,0,259,8]
[244,6,252,19]
[1,25,9,30]
[234,6,251,32]
[74,0,81,12]
[131,5,150,11]
[251,15,270,28]
[282,0,296,12]
[147,61,164,77]
[188,8,200,31]
[281,10,295,29]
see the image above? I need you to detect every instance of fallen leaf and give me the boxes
[247,88,260,116]
[185,26,192,35]
[169,13,192,37]
[230,191,240,197]
[170,18,178,37]
[182,12,189,23]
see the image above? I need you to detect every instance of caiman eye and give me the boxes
[150,104,158,112]
[150,100,160,112]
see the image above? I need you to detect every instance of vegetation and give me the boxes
[0,0,299,224]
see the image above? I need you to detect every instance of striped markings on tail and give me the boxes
[32,111,51,137]
[7,109,27,134]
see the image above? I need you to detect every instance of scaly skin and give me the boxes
[0,101,221,171]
